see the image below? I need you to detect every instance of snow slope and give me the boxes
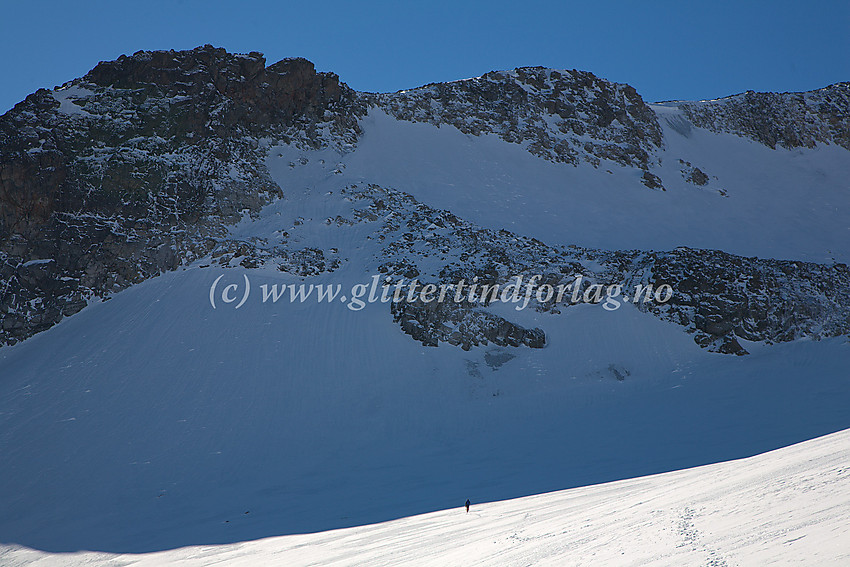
[319,108,850,264]
[0,263,848,554]
[3,428,848,566]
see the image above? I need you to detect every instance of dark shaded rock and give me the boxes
[626,248,850,353]
[641,171,665,190]
[674,83,850,150]
[372,66,663,173]
[484,349,515,369]
[391,296,546,350]
[686,167,709,186]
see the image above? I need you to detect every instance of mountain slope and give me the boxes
[1,47,849,557]
[3,47,850,348]
[0,46,363,346]
[3,422,849,565]
[0,262,848,552]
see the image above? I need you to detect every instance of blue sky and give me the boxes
[2,0,848,114]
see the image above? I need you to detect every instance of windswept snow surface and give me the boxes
[0,264,849,554]
[328,108,850,264]
[2,428,849,566]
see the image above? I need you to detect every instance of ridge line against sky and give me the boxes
[1,0,849,114]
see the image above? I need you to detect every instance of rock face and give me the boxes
[392,298,546,350]
[82,49,347,133]
[2,46,850,352]
[374,67,663,171]
[624,249,850,355]
[671,82,850,150]
[0,45,363,345]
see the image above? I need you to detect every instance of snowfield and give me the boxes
[0,265,848,559]
[2,428,848,566]
[330,108,850,264]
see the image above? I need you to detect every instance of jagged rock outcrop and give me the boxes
[0,45,364,345]
[392,298,546,350]
[371,68,663,176]
[629,249,850,355]
[671,82,850,150]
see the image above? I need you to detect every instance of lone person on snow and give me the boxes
[465,499,471,513]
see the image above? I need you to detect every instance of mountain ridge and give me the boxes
[1,45,849,350]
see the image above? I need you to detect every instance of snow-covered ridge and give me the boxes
[665,82,850,150]
[370,66,664,176]
[372,70,850,170]
[0,46,363,346]
[2,46,850,351]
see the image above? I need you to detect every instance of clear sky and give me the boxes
[2,0,848,114]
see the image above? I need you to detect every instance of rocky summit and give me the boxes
[0,46,362,343]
